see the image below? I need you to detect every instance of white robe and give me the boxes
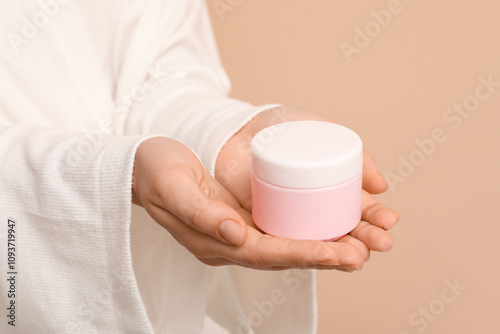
[0,0,316,333]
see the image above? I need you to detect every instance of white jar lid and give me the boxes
[251,121,363,189]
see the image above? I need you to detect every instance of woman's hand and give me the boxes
[216,107,399,256]
[132,137,248,247]
[132,137,376,271]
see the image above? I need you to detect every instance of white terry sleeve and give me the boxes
[110,1,316,333]
[0,124,155,333]
[118,0,280,174]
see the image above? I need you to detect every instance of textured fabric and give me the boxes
[0,0,316,333]
[0,125,155,333]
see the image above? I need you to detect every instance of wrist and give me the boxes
[131,142,145,207]
[215,106,324,179]
[247,106,326,136]
[131,137,159,207]
[215,106,283,178]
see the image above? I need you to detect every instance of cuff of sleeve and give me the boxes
[197,101,282,176]
[98,134,161,332]
[121,75,281,176]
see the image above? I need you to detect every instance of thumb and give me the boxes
[362,149,388,194]
[164,172,248,246]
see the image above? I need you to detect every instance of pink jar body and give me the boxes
[251,171,362,241]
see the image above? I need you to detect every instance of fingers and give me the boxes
[349,190,398,252]
[361,190,400,230]
[151,171,248,246]
[149,200,369,271]
[231,205,368,270]
[226,228,366,270]
[349,221,394,252]
[215,138,253,212]
[336,234,370,261]
[362,150,388,194]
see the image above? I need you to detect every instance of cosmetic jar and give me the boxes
[251,121,363,241]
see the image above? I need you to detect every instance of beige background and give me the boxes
[207,1,500,333]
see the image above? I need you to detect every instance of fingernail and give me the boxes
[220,220,244,246]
